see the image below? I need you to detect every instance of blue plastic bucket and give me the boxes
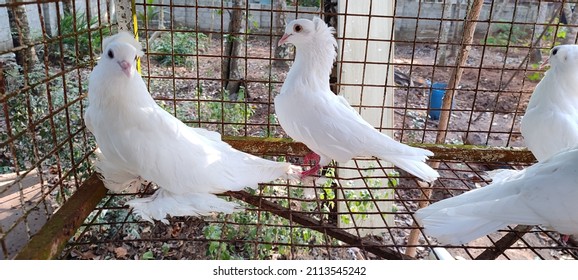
[428,82,448,120]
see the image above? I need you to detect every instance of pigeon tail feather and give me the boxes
[485,168,520,184]
[375,143,438,182]
[387,156,439,183]
[219,157,302,191]
[415,209,510,245]
[126,189,241,224]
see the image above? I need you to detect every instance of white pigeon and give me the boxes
[521,44,578,162]
[274,17,439,182]
[486,45,578,184]
[84,32,301,223]
[414,146,578,245]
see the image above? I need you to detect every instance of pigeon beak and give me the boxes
[118,60,133,78]
[278,33,291,46]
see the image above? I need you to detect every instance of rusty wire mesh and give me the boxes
[0,0,113,259]
[2,0,578,260]
[61,157,578,260]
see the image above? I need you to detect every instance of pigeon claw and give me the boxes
[300,164,321,178]
[561,234,570,245]
[300,152,321,178]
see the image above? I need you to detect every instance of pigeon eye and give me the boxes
[552,48,558,56]
[107,50,114,59]
[294,24,302,33]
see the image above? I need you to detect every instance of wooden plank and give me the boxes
[224,136,536,163]
[14,174,107,260]
[475,225,533,260]
[413,143,536,163]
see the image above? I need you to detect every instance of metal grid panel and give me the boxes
[0,0,113,259]
[2,0,578,259]
[135,0,325,138]
[60,155,576,260]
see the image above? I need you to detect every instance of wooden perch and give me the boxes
[14,174,107,259]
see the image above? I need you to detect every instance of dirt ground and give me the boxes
[392,42,540,149]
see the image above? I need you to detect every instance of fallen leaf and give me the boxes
[171,222,182,238]
[142,250,155,260]
[81,250,99,260]
[115,246,128,258]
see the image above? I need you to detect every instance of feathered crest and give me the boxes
[312,17,337,50]
[102,31,144,57]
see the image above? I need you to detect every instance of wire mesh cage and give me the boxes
[2,0,578,260]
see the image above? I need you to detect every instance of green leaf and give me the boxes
[161,243,170,255]
[142,251,155,260]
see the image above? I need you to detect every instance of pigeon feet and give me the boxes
[561,234,570,244]
[300,152,321,178]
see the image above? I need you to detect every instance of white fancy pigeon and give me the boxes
[274,17,439,182]
[521,44,578,162]
[84,32,301,223]
[414,146,578,245]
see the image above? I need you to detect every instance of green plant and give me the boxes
[202,158,338,259]
[141,251,155,260]
[322,167,397,225]
[545,24,568,44]
[198,87,255,136]
[202,164,399,259]
[2,64,50,174]
[527,72,542,82]
[527,63,544,82]
[203,197,329,259]
[151,31,208,67]
[2,64,95,212]
[155,85,255,136]
[483,23,529,46]
[137,0,160,27]
[267,113,279,137]
[59,12,110,60]
[288,0,320,7]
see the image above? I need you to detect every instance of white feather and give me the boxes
[126,189,241,224]
[415,147,578,245]
[521,45,578,162]
[85,32,301,223]
[485,168,520,184]
[93,148,144,193]
[274,17,439,182]
[102,31,144,57]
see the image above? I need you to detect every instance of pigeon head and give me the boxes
[99,42,140,78]
[99,32,143,79]
[548,45,578,70]
[278,17,336,49]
